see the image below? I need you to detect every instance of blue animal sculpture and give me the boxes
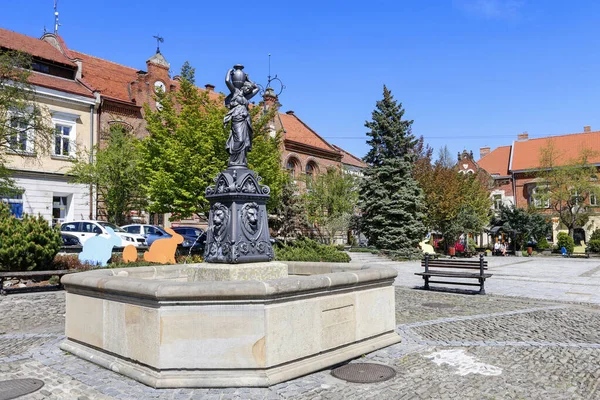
[79,226,122,267]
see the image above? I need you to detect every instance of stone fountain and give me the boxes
[60,65,400,388]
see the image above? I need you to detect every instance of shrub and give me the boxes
[536,236,550,250]
[556,232,575,254]
[274,237,350,262]
[51,255,95,271]
[587,239,600,253]
[0,204,63,271]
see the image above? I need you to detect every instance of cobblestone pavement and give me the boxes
[2,288,600,399]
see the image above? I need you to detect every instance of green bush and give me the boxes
[275,237,350,262]
[536,236,550,250]
[587,239,600,253]
[556,232,575,254]
[0,204,62,271]
[591,229,600,242]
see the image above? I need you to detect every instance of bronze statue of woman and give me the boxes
[224,65,259,167]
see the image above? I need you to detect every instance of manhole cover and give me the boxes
[0,379,44,400]
[331,363,396,383]
[422,302,455,308]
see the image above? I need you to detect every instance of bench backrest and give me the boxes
[421,255,488,272]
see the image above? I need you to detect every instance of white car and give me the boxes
[60,220,146,247]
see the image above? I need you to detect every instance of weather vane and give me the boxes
[258,53,285,97]
[153,34,164,54]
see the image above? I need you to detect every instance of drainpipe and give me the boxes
[88,103,94,220]
[512,172,517,208]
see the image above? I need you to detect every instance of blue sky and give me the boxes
[3,0,600,161]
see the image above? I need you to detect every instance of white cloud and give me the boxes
[454,0,525,20]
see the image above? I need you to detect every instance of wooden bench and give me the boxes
[0,270,75,295]
[415,254,492,294]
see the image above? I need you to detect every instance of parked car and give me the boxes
[60,221,145,247]
[171,226,205,240]
[121,224,204,254]
[61,233,82,247]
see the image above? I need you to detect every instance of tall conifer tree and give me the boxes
[359,86,426,257]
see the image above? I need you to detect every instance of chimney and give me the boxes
[517,132,529,141]
[584,125,591,132]
[204,84,215,92]
[285,110,295,115]
[480,146,491,159]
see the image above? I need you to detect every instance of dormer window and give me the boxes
[31,61,50,74]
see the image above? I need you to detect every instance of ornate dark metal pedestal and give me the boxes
[204,167,273,264]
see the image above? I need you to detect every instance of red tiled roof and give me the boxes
[70,50,138,103]
[511,131,600,171]
[332,144,367,168]
[279,113,337,152]
[477,145,511,176]
[0,28,74,67]
[28,71,94,98]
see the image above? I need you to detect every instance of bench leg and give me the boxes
[479,278,486,295]
[423,276,430,290]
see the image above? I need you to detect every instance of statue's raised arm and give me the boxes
[225,68,235,93]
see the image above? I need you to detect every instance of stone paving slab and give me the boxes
[2,285,600,399]
[351,252,600,304]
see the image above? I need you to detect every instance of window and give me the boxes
[306,162,317,177]
[51,111,79,157]
[1,193,23,218]
[54,124,72,156]
[125,226,141,234]
[287,159,296,178]
[591,193,597,206]
[31,62,50,74]
[7,113,34,153]
[530,186,550,208]
[493,194,502,210]
[61,222,80,232]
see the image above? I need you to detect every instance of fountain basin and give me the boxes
[60,262,400,388]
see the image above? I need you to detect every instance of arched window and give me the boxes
[286,157,299,178]
[306,162,317,178]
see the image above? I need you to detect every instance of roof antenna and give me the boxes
[53,0,60,34]
[153,34,164,54]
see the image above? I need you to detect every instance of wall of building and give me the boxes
[5,96,95,173]
[9,172,91,225]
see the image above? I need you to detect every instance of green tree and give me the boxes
[359,86,426,258]
[0,203,62,271]
[68,124,147,225]
[141,64,285,219]
[0,50,54,194]
[415,159,491,251]
[303,167,358,244]
[270,178,305,244]
[180,61,195,85]
[536,141,600,237]
[491,204,551,250]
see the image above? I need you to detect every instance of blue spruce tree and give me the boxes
[359,86,426,258]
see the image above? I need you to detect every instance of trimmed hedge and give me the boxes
[556,232,575,254]
[274,237,351,263]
